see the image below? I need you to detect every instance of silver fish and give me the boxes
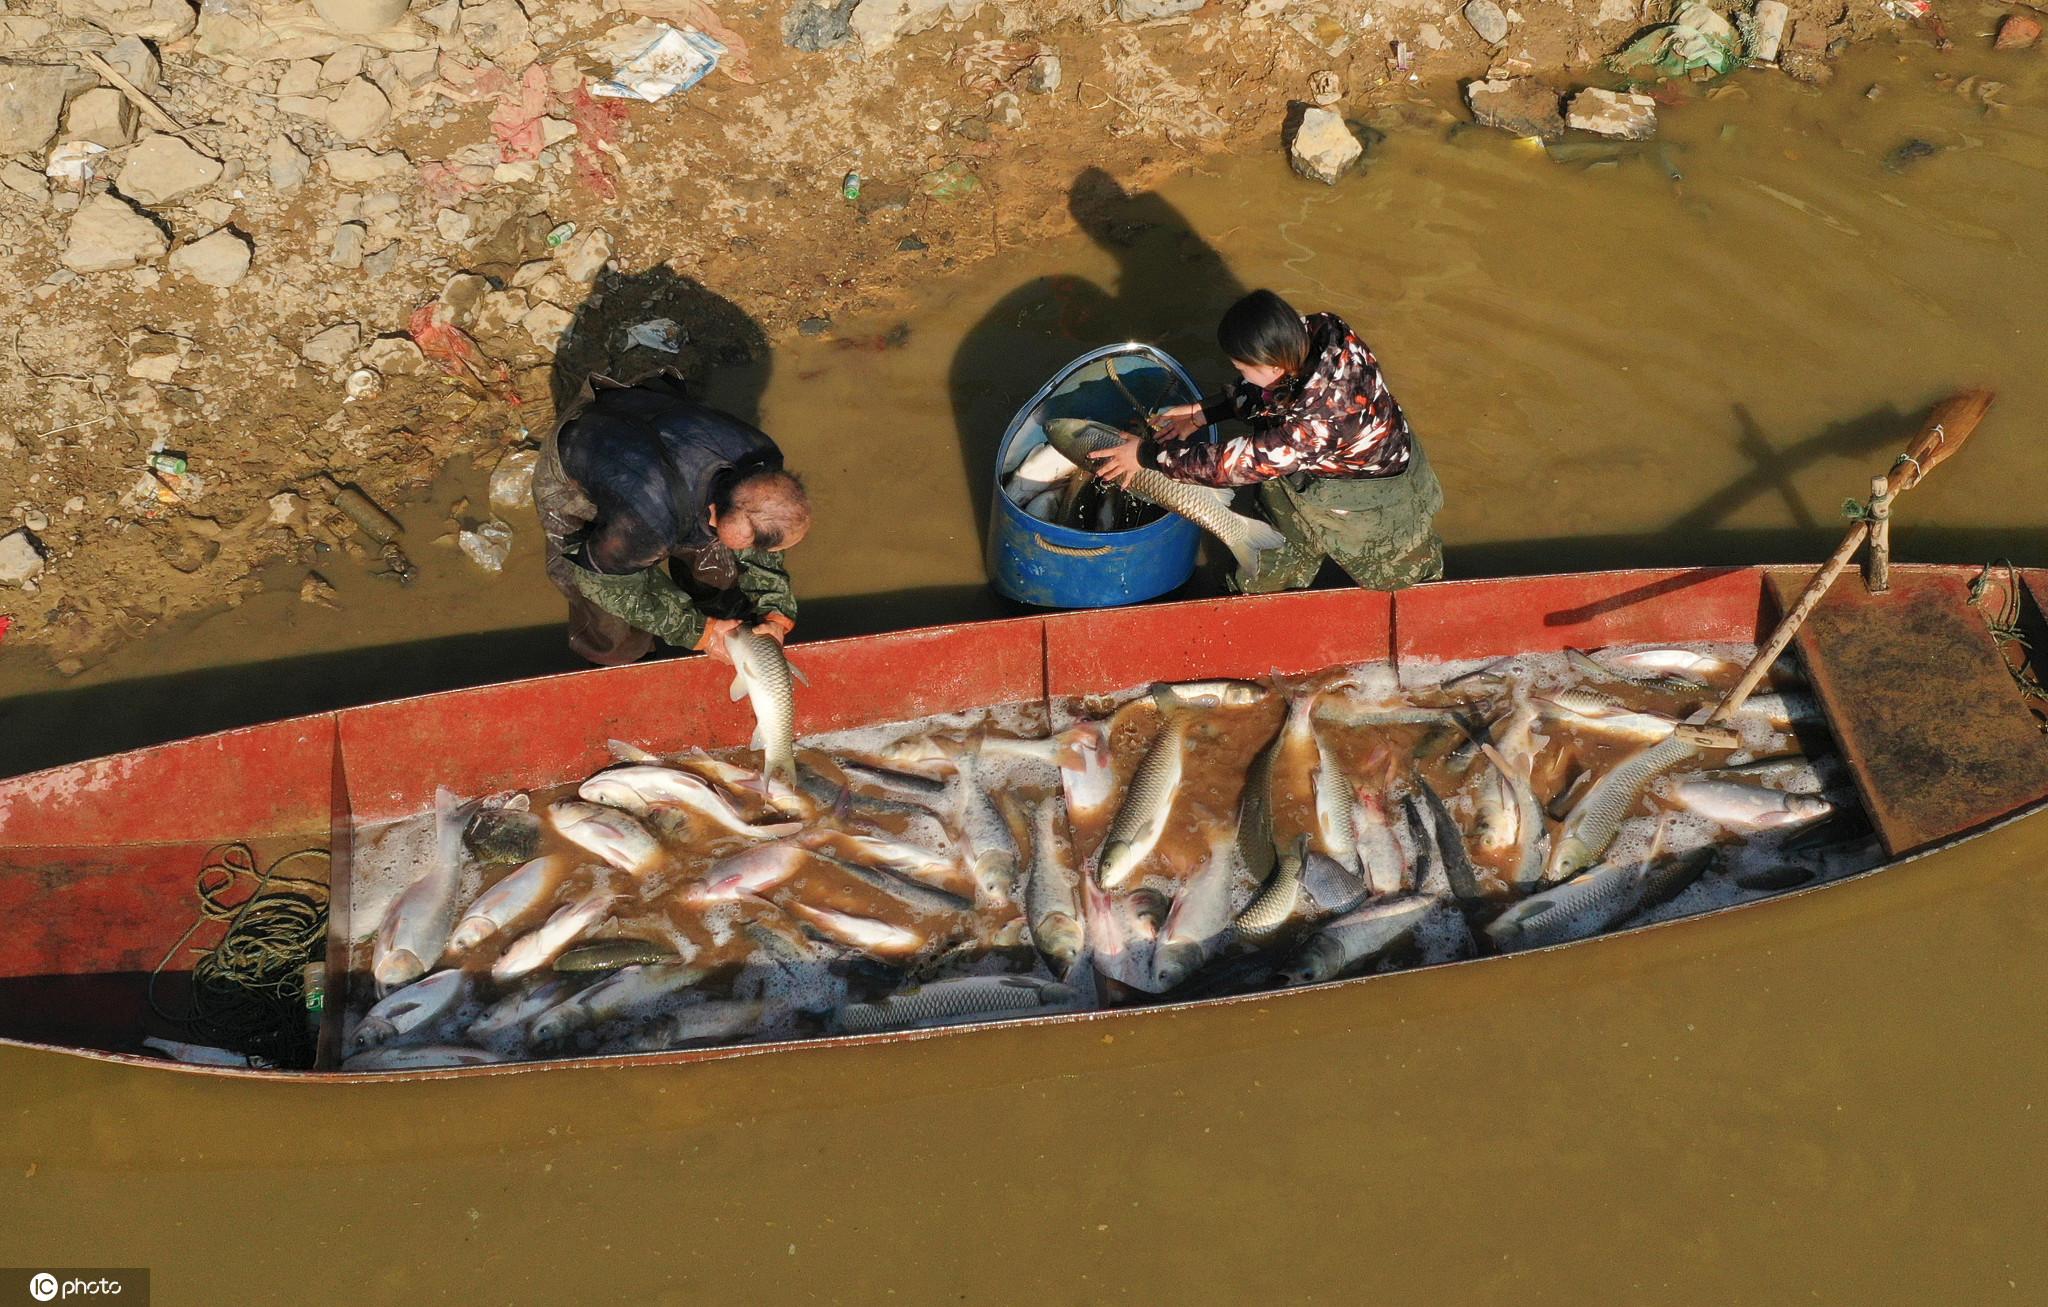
[1005,440,1084,504]
[1020,797,1085,979]
[580,764,802,839]
[1281,896,1439,985]
[629,999,771,1051]
[1097,710,1190,889]
[344,1044,506,1071]
[690,840,806,903]
[1478,742,1546,890]
[448,854,570,953]
[1302,846,1370,916]
[834,975,1076,1034]
[1668,780,1833,831]
[1237,720,1282,884]
[1410,779,1485,911]
[548,800,663,877]
[555,938,683,972]
[372,788,469,993]
[491,886,621,981]
[1547,734,1698,882]
[352,968,464,1052]
[1350,783,1407,898]
[1236,837,1306,942]
[1041,418,1286,575]
[531,963,709,1043]
[800,830,966,895]
[783,901,926,957]
[808,846,973,915]
[674,746,814,819]
[469,975,573,1042]
[1601,647,1740,679]
[1153,679,1267,710]
[1733,691,1823,730]
[1538,687,1677,742]
[1056,722,1119,828]
[1486,861,1645,953]
[726,624,806,789]
[1151,835,1237,991]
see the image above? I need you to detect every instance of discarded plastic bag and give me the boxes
[1609,2,1742,78]
[919,161,980,203]
[458,519,514,572]
[625,318,682,353]
[488,449,540,507]
[588,21,724,101]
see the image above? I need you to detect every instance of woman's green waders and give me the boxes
[1236,435,1445,593]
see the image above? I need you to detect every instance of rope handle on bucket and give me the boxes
[1035,538,1115,558]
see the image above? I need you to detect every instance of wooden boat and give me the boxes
[4,553,2045,1080]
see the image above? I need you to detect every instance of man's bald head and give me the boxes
[716,469,811,551]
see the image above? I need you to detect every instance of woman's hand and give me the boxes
[1088,437,1144,488]
[697,617,743,664]
[1149,403,1206,442]
[754,612,794,646]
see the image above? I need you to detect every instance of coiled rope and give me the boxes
[148,844,330,1068]
[1968,559,2048,728]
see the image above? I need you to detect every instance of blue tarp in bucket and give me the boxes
[986,343,1213,609]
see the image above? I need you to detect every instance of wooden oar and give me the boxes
[1674,389,1994,749]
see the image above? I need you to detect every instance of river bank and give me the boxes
[0,0,1931,674]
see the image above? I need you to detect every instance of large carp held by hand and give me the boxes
[344,642,1859,1070]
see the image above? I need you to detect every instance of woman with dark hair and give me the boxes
[1089,289,1443,592]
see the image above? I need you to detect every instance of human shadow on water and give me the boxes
[547,261,774,426]
[948,167,1251,543]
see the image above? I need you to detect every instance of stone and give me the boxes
[301,322,362,368]
[299,572,341,608]
[473,288,530,335]
[1417,22,1451,50]
[850,0,983,52]
[324,146,409,183]
[321,45,369,84]
[437,271,491,328]
[1027,52,1062,93]
[61,193,167,272]
[1,159,49,202]
[65,87,137,148]
[521,300,574,349]
[1289,106,1363,184]
[391,49,441,87]
[117,134,223,206]
[1566,86,1656,139]
[1996,13,2041,49]
[784,0,858,51]
[0,60,89,157]
[267,136,310,192]
[1244,0,1290,15]
[1117,0,1202,16]
[539,116,576,147]
[510,258,551,288]
[326,78,391,142]
[276,59,322,97]
[168,227,251,286]
[124,327,188,380]
[555,226,613,282]
[1463,0,1509,43]
[66,0,196,42]
[361,333,426,374]
[436,207,475,242]
[330,221,367,268]
[103,35,162,94]
[0,529,45,587]
[362,241,400,279]
[419,0,461,33]
[1750,0,1789,60]
[1464,76,1565,139]
[798,315,831,335]
[461,0,533,59]
[311,0,412,33]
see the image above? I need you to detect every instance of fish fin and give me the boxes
[729,674,747,702]
[789,660,810,688]
[750,722,766,750]
[1234,511,1287,551]
[607,739,658,763]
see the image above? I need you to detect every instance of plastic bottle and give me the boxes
[318,474,403,544]
[841,170,861,201]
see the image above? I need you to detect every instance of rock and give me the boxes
[267,136,310,192]
[2,159,50,202]
[1566,86,1656,139]
[301,322,362,368]
[321,45,369,84]
[330,221,367,268]
[103,35,162,93]
[324,145,409,183]
[299,572,341,608]
[0,529,45,587]
[555,226,613,282]
[474,288,530,335]
[784,0,858,51]
[539,116,576,147]
[436,207,475,243]
[437,271,491,328]
[487,448,539,507]
[1027,52,1062,93]
[897,234,927,251]
[66,0,196,42]
[326,78,391,142]
[521,301,574,349]
[461,0,534,59]
[1996,13,2041,49]
[391,50,441,86]
[1308,70,1341,106]
[61,193,167,272]
[117,134,223,206]
[511,258,551,288]
[311,0,412,32]
[1417,22,1451,50]
[1464,76,1565,139]
[362,241,400,279]
[361,333,426,375]
[276,59,322,97]
[1117,0,1202,16]
[65,87,137,148]
[1289,106,1363,184]
[1244,0,1290,15]
[1463,0,1509,43]
[168,227,251,286]
[850,0,983,52]
[0,60,91,157]
[1750,0,1789,60]
[419,0,461,33]
[798,315,831,335]
[124,327,188,381]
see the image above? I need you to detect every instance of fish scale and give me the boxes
[1236,840,1305,940]
[1487,862,1645,952]
[1097,712,1190,888]
[834,977,1075,1033]
[727,625,803,788]
[1548,734,1699,881]
[1042,418,1285,575]
[1020,797,1085,978]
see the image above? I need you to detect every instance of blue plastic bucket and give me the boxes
[986,343,1211,609]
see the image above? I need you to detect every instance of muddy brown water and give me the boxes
[6,34,2048,1302]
